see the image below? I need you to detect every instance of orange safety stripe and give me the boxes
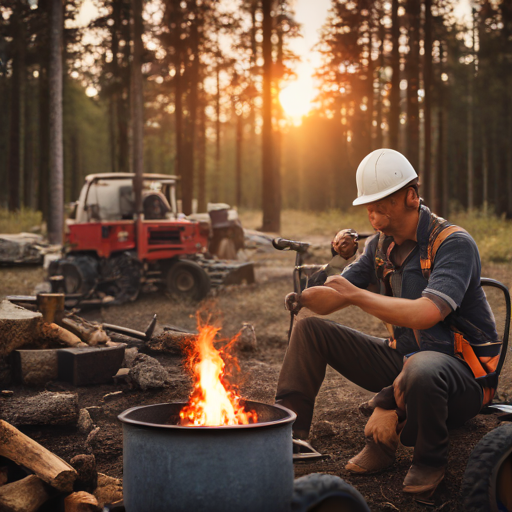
[429,225,467,262]
[454,333,487,379]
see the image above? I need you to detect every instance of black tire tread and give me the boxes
[166,260,210,301]
[292,473,370,512]
[462,422,512,512]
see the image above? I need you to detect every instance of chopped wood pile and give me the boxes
[0,420,122,511]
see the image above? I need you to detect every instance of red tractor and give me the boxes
[49,173,251,303]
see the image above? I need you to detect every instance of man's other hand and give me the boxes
[285,292,302,313]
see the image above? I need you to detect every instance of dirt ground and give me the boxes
[1,247,512,511]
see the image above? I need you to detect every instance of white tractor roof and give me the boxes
[84,173,179,183]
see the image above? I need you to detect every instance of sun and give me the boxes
[279,74,315,125]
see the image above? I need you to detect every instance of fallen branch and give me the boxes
[0,420,77,492]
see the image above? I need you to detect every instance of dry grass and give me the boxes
[0,208,43,235]
[240,207,512,266]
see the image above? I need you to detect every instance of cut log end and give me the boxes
[64,491,101,512]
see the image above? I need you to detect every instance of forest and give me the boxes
[0,0,511,237]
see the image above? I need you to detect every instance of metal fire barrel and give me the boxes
[118,401,296,512]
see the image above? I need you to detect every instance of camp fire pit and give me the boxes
[118,401,296,512]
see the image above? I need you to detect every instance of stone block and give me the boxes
[58,345,126,386]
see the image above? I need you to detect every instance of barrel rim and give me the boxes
[118,400,296,431]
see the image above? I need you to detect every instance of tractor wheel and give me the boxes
[166,260,210,301]
[461,422,512,512]
[58,255,98,295]
[107,253,142,303]
[292,473,370,512]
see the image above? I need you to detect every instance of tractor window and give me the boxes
[85,179,133,221]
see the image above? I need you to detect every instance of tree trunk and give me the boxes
[376,21,385,148]
[405,0,420,172]
[24,78,35,208]
[261,0,279,232]
[131,0,144,216]
[388,0,400,150]
[181,0,200,215]
[48,0,64,244]
[366,9,374,152]
[197,85,207,213]
[423,0,432,206]
[214,60,221,203]
[8,8,25,212]
[235,111,243,207]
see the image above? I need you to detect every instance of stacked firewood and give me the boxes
[0,420,122,511]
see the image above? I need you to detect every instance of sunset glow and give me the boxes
[279,73,316,125]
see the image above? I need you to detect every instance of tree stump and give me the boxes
[0,300,42,357]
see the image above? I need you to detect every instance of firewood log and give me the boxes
[0,421,77,492]
[0,392,79,426]
[39,322,87,348]
[64,491,101,512]
[62,317,110,346]
[37,293,65,324]
[146,330,195,354]
[0,475,51,512]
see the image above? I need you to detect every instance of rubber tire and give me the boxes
[461,422,512,512]
[166,260,210,301]
[292,473,371,512]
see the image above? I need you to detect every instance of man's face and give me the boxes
[365,190,407,235]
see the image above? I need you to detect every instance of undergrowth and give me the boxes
[240,208,512,265]
[0,208,43,235]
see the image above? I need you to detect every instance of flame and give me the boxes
[179,322,258,426]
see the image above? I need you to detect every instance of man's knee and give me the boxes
[393,352,447,407]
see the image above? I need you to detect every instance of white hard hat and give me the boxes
[352,149,418,206]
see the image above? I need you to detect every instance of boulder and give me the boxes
[128,354,169,390]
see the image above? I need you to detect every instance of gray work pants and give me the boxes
[275,316,483,467]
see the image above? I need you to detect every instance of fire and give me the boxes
[179,322,258,426]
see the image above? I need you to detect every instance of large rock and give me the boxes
[128,354,169,390]
[0,300,42,357]
[13,349,59,386]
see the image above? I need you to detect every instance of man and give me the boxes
[276,148,500,495]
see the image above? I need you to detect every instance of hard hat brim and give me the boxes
[352,179,413,206]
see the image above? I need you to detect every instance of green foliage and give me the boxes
[0,208,43,234]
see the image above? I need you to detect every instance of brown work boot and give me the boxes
[403,463,445,495]
[345,407,400,474]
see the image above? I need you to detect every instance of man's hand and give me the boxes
[324,275,359,299]
[285,292,302,313]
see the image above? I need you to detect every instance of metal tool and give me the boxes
[272,238,311,343]
[103,314,157,342]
